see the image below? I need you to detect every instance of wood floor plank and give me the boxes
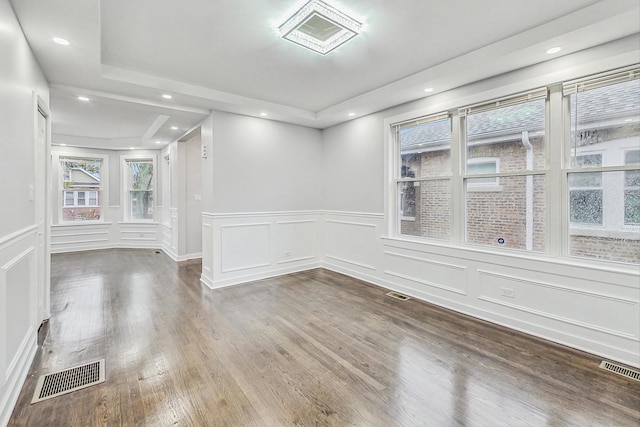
[7,249,640,426]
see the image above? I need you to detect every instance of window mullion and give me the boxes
[450,112,463,244]
[547,85,566,257]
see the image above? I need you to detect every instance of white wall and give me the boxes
[0,0,49,424]
[50,146,163,253]
[207,111,323,213]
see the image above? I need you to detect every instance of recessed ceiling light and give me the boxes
[129,147,135,150]
[260,112,268,117]
[60,143,67,146]
[170,126,178,130]
[348,112,356,117]
[424,87,434,93]
[77,96,90,102]
[155,141,162,144]
[162,94,172,99]
[52,37,70,46]
[546,46,562,54]
[278,0,362,55]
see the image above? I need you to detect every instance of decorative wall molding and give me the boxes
[325,255,376,271]
[203,210,321,219]
[477,269,638,304]
[0,226,37,251]
[384,250,467,272]
[384,270,467,296]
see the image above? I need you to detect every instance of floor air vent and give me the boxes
[599,360,640,382]
[386,291,411,301]
[31,359,105,403]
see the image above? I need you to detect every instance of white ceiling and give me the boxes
[9,0,640,149]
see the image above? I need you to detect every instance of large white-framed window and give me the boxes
[122,155,156,222]
[57,155,106,223]
[392,113,452,240]
[461,89,548,252]
[564,69,640,263]
[387,65,640,266]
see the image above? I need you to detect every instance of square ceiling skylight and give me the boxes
[278,0,362,55]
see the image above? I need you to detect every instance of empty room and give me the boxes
[1,0,639,425]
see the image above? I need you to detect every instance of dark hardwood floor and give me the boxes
[8,249,640,426]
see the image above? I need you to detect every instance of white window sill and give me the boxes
[54,221,112,227]
[381,235,640,276]
[569,226,640,240]
[466,185,503,192]
[118,221,160,225]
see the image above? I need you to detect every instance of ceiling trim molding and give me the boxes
[50,84,211,115]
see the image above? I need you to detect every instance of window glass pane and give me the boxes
[467,160,499,186]
[129,161,153,190]
[625,150,640,166]
[130,191,153,220]
[466,98,546,173]
[466,175,545,251]
[624,189,640,225]
[569,189,602,224]
[61,158,102,222]
[569,170,640,264]
[398,179,450,240]
[569,79,640,168]
[64,191,74,206]
[399,118,451,178]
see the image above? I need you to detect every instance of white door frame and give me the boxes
[34,93,51,323]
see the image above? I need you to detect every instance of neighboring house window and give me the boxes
[565,72,640,263]
[462,91,547,252]
[125,159,154,221]
[568,154,603,225]
[625,150,640,225]
[60,157,102,222]
[393,114,452,240]
[467,158,500,189]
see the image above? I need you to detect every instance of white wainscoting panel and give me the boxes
[51,223,111,253]
[323,212,383,277]
[0,226,39,427]
[202,211,322,289]
[477,269,638,338]
[118,222,160,248]
[276,219,318,265]
[220,223,271,273]
[384,250,468,296]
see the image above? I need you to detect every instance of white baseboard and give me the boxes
[201,262,321,290]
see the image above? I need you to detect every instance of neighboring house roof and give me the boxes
[67,167,100,185]
[400,79,640,152]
